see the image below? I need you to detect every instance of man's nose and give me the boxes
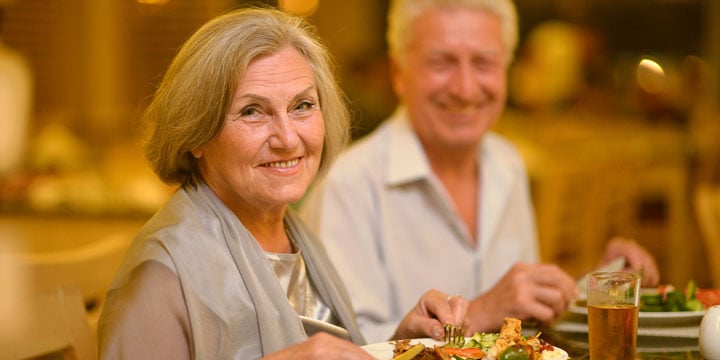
[448,62,479,100]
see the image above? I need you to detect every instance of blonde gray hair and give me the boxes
[387,0,518,65]
[143,7,349,187]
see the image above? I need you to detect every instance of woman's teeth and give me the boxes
[266,159,299,168]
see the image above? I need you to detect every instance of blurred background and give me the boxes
[0,0,718,303]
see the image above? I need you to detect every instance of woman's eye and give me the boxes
[239,106,261,117]
[291,100,317,118]
[235,105,265,120]
[295,100,316,111]
[228,105,267,124]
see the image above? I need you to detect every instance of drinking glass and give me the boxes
[586,271,640,360]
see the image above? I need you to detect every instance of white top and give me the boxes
[300,108,539,342]
[265,250,336,323]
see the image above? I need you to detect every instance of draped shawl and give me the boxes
[98,183,365,359]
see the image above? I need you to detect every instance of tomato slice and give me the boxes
[696,289,720,307]
[442,347,485,359]
[657,284,673,302]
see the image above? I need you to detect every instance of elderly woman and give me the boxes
[97,7,467,360]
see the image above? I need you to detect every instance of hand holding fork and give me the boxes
[443,323,464,347]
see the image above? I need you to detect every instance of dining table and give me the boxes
[536,310,704,359]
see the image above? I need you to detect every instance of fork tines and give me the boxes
[443,323,464,347]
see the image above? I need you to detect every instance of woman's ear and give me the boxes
[191,148,203,159]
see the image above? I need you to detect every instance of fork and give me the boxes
[443,323,464,347]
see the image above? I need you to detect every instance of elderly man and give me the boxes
[300,0,659,343]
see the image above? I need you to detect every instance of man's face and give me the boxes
[392,7,509,152]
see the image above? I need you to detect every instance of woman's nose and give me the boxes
[267,115,300,150]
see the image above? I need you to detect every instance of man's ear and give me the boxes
[389,56,405,98]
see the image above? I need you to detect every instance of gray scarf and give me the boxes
[187,183,366,353]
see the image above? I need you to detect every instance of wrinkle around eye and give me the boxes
[289,113,316,122]
[290,106,320,120]
[228,114,270,126]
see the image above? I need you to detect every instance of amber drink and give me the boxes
[586,272,640,360]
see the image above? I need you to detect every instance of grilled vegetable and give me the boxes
[498,344,532,360]
[392,343,424,360]
[442,346,485,358]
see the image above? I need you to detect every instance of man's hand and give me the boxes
[465,262,578,333]
[600,237,660,287]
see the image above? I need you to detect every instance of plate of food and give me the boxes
[568,302,705,326]
[570,280,719,326]
[362,317,569,360]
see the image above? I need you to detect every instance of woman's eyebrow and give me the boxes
[234,85,317,103]
[293,85,318,99]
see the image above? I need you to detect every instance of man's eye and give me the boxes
[428,59,450,70]
[474,59,496,70]
[473,54,504,71]
[425,54,454,69]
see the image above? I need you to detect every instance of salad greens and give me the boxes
[463,332,499,352]
[639,279,703,312]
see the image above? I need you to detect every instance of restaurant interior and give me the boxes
[0,0,719,358]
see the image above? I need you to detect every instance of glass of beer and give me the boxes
[586,271,641,360]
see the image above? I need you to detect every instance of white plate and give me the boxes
[568,303,706,326]
[361,338,569,360]
[362,338,442,359]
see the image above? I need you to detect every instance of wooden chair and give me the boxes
[7,231,130,303]
[0,231,132,349]
[0,285,96,360]
[695,183,720,287]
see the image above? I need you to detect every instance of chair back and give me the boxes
[2,231,131,310]
[0,231,132,353]
[0,285,96,360]
[695,183,720,287]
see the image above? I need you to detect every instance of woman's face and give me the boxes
[192,46,325,215]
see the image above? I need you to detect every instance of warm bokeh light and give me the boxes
[279,0,319,17]
[136,0,170,5]
[636,58,666,94]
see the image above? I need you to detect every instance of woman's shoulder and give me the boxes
[124,189,231,270]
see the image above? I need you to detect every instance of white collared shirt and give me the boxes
[300,107,539,343]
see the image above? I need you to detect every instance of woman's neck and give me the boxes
[246,220,293,253]
[228,202,292,253]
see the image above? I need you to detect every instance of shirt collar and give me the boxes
[382,107,519,247]
[386,107,432,185]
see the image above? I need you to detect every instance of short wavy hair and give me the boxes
[387,0,519,66]
[143,7,350,187]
